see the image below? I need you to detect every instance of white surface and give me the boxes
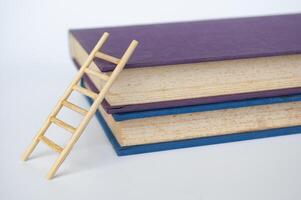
[1,0,301,199]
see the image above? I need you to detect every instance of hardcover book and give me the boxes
[70,14,301,114]
[82,80,301,155]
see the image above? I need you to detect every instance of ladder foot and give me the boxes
[46,148,71,180]
[21,139,40,161]
[46,161,64,180]
[46,172,54,180]
[21,154,28,161]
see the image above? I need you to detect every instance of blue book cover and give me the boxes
[84,95,301,156]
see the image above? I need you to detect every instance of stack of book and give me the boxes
[69,14,301,155]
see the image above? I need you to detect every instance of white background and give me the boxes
[1,0,301,199]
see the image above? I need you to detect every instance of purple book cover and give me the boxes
[70,14,301,114]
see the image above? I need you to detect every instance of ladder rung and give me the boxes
[73,85,98,100]
[51,117,76,134]
[39,136,63,153]
[85,68,109,81]
[95,52,120,64]
[62,100,88,116]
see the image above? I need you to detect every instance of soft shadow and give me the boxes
[26,150,55,160]
[51,146,122,179]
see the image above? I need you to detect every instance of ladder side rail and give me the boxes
[46,40,139,179]
[21,32,110,161]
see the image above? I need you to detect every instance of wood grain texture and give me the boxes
[70,34,301,107]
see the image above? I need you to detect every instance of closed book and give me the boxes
[70,14,301,114]
[82,80,301,155]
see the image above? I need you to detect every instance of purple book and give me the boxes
[70,13,301,114]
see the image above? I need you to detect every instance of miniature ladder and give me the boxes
[21,32,138,180]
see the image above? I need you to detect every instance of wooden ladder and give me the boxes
[21,32,138,180]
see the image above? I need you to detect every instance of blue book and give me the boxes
[84,95,301,156]
[82,81,301,156]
